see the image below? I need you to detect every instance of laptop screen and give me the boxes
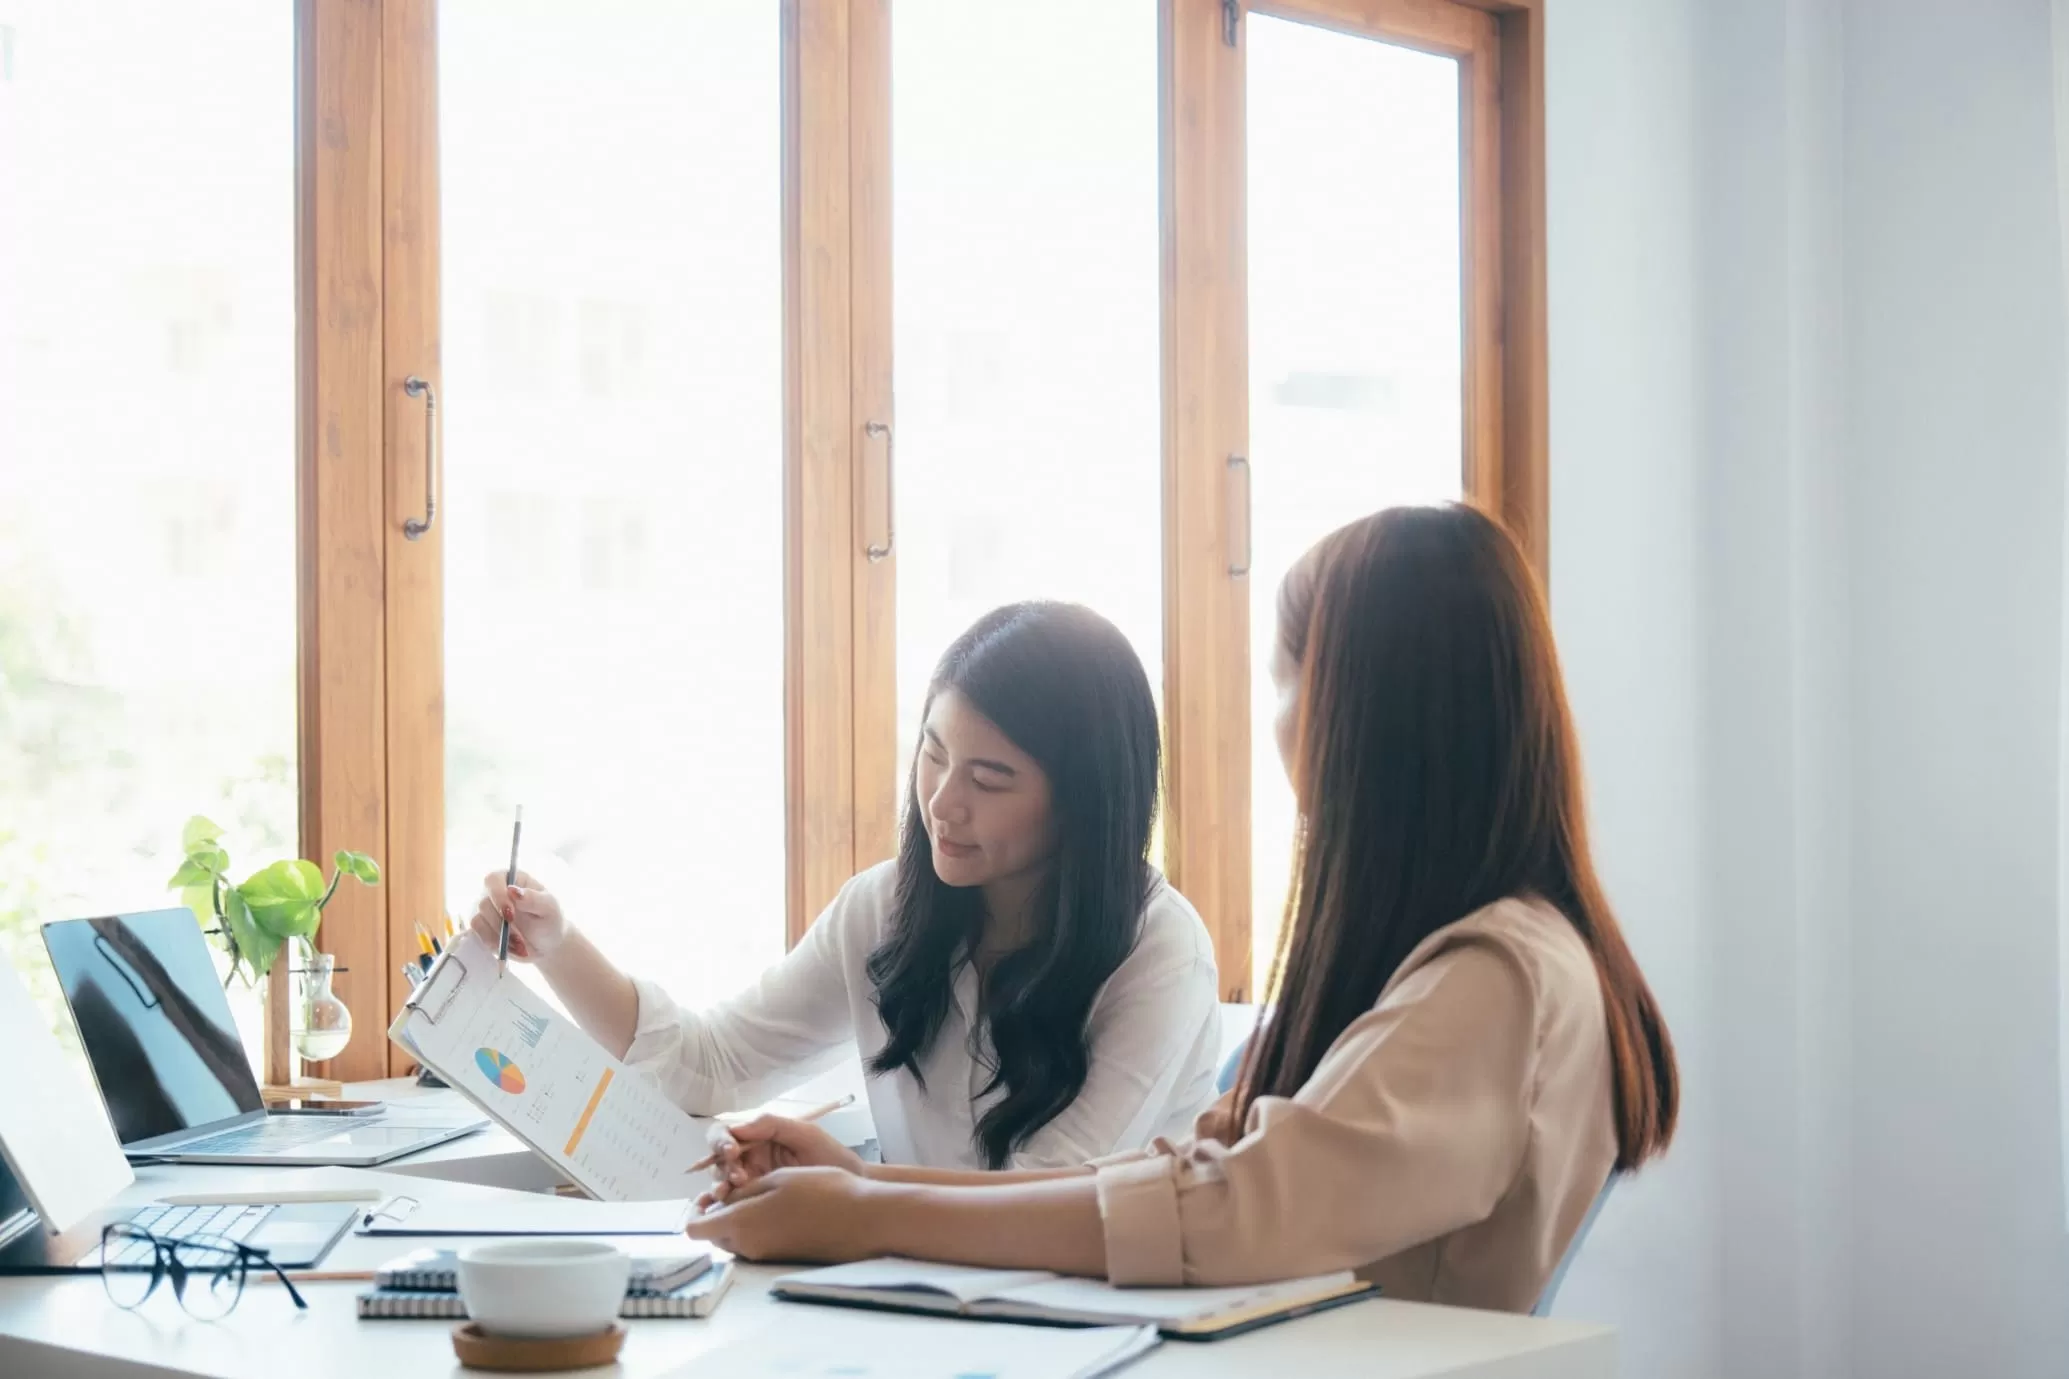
[41,911,264,1146]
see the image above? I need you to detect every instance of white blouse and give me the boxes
[623,860,1223,1170]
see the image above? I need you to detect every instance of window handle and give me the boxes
[865,419,895,562]
[1228,453,1252,577]
[403,376,437,540]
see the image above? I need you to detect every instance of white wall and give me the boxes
[1547,0,2069,1375]
[1844,1,2069,1373]
[1542,0,1716,1373]
[1692,1,1854,1376]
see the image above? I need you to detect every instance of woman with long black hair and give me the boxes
[471,601,1221,1170]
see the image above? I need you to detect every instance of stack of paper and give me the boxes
[675,1310,1159,1379]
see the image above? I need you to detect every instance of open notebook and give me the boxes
[772,1258,1376,1340]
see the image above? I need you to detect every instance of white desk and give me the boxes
[0,1085,1615,1379]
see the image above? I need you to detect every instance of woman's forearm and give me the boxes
[865,1163,1092,1188]
[533,929,640,1056]
[865,1176,1109,1277]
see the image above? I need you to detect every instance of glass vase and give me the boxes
[292,949,353,1063]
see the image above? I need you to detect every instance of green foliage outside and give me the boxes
[0,528,297,1048]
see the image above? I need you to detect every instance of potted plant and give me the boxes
[169,816,380,1064]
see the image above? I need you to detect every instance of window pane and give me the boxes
[0,3,295,1060]
[440,2,782,1007]
[1246,16,1464,983]
[891,2,1163,788]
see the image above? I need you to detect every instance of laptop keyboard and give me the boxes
[176,1118,366,1155]
[104,1204,276,1265]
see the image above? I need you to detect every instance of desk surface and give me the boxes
[0,1085,1615,1379]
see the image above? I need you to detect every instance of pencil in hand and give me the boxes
[498,805,523,976]
[687,1095,856,1173]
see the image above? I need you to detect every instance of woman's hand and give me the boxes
[1193,1090,1245,1147]
[468,869,570,961]
[698,1114,866,1209]
[686,1167,889,1263]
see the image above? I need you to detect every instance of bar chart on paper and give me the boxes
[507,1003,550,1049]
[391,934,720,1200]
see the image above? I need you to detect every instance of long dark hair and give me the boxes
[1238,505,1678,1170]
[866,602,1162,1168]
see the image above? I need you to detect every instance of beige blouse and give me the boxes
[1093,897,1619,1313]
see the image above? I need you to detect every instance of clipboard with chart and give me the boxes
[388,933,722,1202]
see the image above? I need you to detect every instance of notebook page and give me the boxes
[990,1270,1361,1323]
[784,1257,1060,1304]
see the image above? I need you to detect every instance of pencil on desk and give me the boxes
[688,1094,856,1173]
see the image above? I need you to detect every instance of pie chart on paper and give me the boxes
[474,1047,526,1094]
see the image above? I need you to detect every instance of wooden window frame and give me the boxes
[1161,0,1546,1001]
[291,0,871,1080]
[840,0,901,924]
[283,0,1542,1076]
[290,0,390,1085]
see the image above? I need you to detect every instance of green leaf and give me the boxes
[240,859,326,941]
[181,816,224,853]
[177,845,229,879]
[333,850,381,885]
[222,889,282,981]
[179,884,218,925]
[167,858,215,889]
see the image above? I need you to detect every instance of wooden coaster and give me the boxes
[451,1322,626,1372]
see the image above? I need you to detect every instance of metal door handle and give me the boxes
[1228,454,1251,576]
[403,376,437,540]
[865,419,894,561]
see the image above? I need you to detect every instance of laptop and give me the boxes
[42,909,485,1167]
[0,951,356,1273]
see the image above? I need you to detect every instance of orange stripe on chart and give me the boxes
[564,1068,614,1156]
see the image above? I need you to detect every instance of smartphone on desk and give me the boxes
[269,1099,386,1116]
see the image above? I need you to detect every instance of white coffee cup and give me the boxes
[455,1240,630,1338]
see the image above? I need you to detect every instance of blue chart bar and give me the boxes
[508,1002,550,1050]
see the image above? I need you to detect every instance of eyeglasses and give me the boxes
[99,1224,309,1320]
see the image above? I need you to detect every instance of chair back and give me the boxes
[1534,1174,1616,1316]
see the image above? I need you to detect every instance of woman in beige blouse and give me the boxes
[685,504,1681,1314]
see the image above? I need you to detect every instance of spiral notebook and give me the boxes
[358,1259,735,1320]
[375,1242,711,1295]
